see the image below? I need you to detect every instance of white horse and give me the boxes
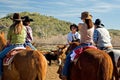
[107,48,120,80]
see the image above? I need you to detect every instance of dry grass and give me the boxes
[33,35,67,51]
[33,34,120,51]
[34,34,67,44]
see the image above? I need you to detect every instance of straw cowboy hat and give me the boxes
[80,11,92,20]
[10,13,23,21]
[21,16,33,22]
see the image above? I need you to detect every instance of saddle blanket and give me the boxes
[70,46,97,61]
[3,47,25,66]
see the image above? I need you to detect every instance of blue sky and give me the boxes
[0,0,120,29]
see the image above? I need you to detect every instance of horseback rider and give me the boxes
[93,18,113,50]
[62,11,95,80]
[22,16,36,50]
[0,13,26,80]
[67,24,81,44]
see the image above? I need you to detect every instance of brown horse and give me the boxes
[57,42,79,79]
[57,43,113,80]
[69,48,113,80]
[0,32,47,80]
[65,42,80,55]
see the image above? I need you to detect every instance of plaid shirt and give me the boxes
[25,26,33,42]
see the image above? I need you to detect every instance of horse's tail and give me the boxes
[33,50,47,80]
[98,51,113,80]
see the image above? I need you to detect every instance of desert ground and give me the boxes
[46,63,61,80]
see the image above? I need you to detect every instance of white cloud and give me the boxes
[0,0,120,18]
[0,0,23,5]
[91,2,120,13]
[45,1,120,18]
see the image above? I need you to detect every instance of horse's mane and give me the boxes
[0,32,7,51]
[66,42,79,55]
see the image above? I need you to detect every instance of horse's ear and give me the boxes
[0,32,5,37]
[57,45,65,49]
[70,42,80,46]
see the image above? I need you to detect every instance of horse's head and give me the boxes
[56,45,67,57]
[57,45,66,50]
[65,42,80,55]
[0,32,7,51]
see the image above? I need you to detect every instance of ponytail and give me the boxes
[10,20,23,34]
[85,19,93,29]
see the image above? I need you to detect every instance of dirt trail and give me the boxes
[46,64,61,80]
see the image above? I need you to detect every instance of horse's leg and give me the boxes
[58,58,62,65]
[108,51,119,80]
[48,60,51,66]
[34,51,47,80]
[100,52,113,80]
[57,65,63,79]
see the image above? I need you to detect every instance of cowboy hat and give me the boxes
[80,11,92,20]
[70,24,78,31]
[21,16,33,22]
[94,19,101,25]
[10,13,23,21]
[94,18,105,27]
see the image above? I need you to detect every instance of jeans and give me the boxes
[24,42,36,50]
[0,44,24,76]
[62,43,92,76]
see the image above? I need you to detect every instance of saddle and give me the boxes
[3,47,25,66]
[70,46,97,63]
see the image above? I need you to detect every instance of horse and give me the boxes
[0,32,47,80]
[44,44,66,66]
[107,49,120,80]
[65,42,80,55]
[57,42,113,80]
[69,48,113,80]
[57,42,79,79]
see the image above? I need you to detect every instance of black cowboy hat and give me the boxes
[70,24,78,31]
[21,16,33,22]
[94,19,101,25]
[94,19,105,27]
[10,13,23,21]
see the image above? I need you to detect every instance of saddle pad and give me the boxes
[3,55,15,66]
[70,46,97,61]
[3,47,25,66]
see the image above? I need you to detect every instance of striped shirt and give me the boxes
[25,26,33,42]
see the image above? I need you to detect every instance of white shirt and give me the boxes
[94,26,112,48]
[67,32,81,43]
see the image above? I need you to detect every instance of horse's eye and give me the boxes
[59,49,62,52]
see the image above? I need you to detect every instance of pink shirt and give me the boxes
[78,23,94,44]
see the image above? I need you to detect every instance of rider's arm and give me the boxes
[93,30,99,44]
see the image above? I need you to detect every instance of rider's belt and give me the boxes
[10,44,23,46]
[100,46,113,50]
